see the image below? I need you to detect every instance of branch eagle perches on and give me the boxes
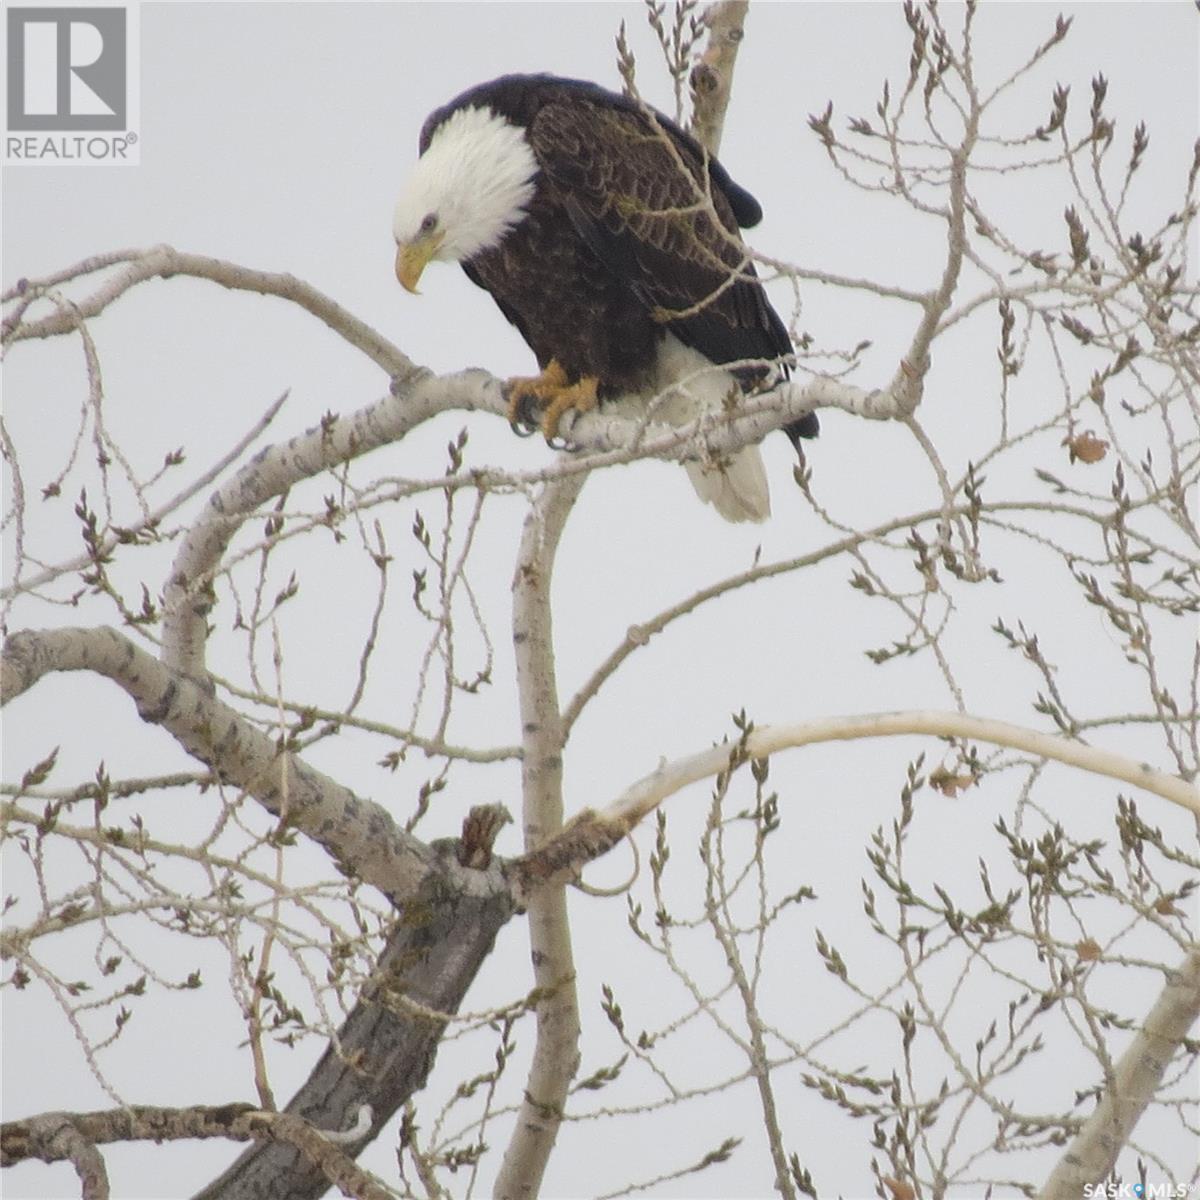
[0,247,927,557]
[1,12,919,1193]
[4,2,1198,1196]
[2,176,1192,1200]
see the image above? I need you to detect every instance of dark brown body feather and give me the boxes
[420,74,818,440]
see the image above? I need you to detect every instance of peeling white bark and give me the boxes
[602,711,1198,832]
[1,626,438,902]
[1040,947,1200,1200]
[508,709,1195,905]
[493,474,586,1200]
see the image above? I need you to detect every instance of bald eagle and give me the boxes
[392,73,815,523]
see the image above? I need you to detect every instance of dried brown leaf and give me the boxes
[930,766,977,798]
[884,1177,917,1200]
[1064,430,1108,464]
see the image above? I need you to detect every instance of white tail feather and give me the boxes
[647,335,773,524]
[684,446,771,523]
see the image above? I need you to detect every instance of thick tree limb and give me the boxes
[2,1104,252,1161]
[492,475,587,1200]
[161,362,435,677]
[1,356,917,618]
[3,1103,393,1200]
[553,362,922,466]
[1,626,439,903]
[3,843,513,1200]
[1040,946,1200,1199]
[2,1113,110,1199]
[602,711,1199,831]
[154,358,903,681]
[509,710,1197,900]
[3,245,411,378]
[689,1,749,155]
[156,354,924,679]
[194,843,515,1200]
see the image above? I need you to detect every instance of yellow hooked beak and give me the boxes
[395,231,443,294]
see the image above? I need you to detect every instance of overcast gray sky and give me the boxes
[4,3,1197,1198]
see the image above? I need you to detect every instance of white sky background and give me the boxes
[3,2,1198,1198]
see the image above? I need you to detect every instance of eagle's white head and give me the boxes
[393,105,538,292]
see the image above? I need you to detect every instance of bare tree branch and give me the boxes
[602,712,1199,834]
[2,1112,110,1199]
[3,1103,394,1200]
[510,709,1196,900]
[493,474,587,1200]
[1,391,290,602]
[689,1,750,155]
[1,625,439,902]
[195,842,515,1200]
[3,246,410,377]
[1040,946,1200,1199]
[161,364,435,678]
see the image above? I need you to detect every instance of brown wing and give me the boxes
[527,96,792,374]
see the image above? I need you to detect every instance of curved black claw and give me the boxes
[504,386,542,438]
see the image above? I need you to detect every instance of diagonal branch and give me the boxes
[510,709,1197,899]
[0,625,439,903]
[0,390,290,601]
[3,245,410,378]
[602,711,1198,831]
[1039,946,1200,1199]
[194,842,515,1200]
[161,365,434,678]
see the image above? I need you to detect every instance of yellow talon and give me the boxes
[504,360,600,442]
[540,376,599,441]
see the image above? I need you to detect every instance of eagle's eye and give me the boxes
[419,213,438,235]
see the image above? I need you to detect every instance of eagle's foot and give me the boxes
[539,376,599,445]
[505,361,570,437]
[504,361,599,445]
